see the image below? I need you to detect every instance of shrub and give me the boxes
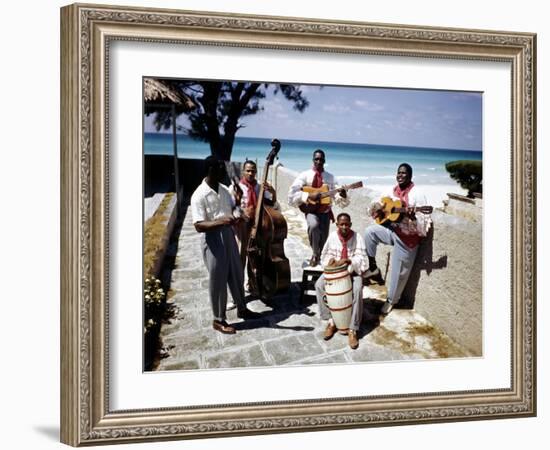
[445,160,482,198]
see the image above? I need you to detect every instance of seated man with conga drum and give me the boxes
[314,213,368,350]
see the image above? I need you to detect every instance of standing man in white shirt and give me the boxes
[314,212,368,350]
[287,149,350,267]
[190,156,260,334]
[364,163,432,315]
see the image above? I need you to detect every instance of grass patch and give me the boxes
[144,192,175,278]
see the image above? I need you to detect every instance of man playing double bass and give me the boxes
[288,149,350,267]
[315,213,368,350]
[235,161,278,270]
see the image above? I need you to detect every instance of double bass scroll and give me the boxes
[247,139,291,300]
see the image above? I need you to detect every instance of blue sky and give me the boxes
[144,84,482,151]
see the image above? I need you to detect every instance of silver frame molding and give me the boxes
[60,3,536,446]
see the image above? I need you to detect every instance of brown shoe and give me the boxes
[348,330,359,349]
[323,322,337,340]
[212,320,236,334]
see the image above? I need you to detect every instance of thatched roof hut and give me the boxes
[144,78,197,111]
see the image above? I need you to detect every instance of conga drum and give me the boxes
[323,264,353,332]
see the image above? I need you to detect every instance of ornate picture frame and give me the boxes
[60,3,536,446]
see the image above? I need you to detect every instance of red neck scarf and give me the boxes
[240,177,258,208]
[312,166,324,188]
[393,181,415,207]
[337,229,354,260]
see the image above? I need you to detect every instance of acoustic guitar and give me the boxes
[299,181,363,214]
[374,196,433,225]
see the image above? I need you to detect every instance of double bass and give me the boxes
[247,139,291,299]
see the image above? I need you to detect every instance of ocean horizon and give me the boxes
[144,133,482,205]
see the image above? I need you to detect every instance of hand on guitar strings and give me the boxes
[307,191,322,203]
[369,202,384,220]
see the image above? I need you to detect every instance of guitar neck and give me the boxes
[319,182,363,198]
[393,206,432,213]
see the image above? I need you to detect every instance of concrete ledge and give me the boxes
[146,193,178,278]
[442,193,483,223]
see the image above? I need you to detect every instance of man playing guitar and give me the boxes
[287,149,350,267]
[364,163,433,314]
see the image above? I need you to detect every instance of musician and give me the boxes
[314,213,368,350]
[364,163,432,315]
[288,149,350,267]
[235,160,278,268]
[190,156,261,334]
[225,160,279,308]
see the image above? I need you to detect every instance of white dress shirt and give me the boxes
[238,181,275,209]
[287,169,350,209]
[320,230,368,275]
[190,179,236,223]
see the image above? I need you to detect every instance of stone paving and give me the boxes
[156,202,471,372]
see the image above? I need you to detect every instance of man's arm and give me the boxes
[194,216,236,233]
[320,235,340,267]
[191,187,238,233]
[349,234,369,275]
[287,172,312,207]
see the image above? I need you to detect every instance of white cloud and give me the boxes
[323,104,351,114]
[354,100,384,111]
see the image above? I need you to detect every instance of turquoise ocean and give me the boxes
[144,133,481,189]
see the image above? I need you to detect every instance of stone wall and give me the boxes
[270,164,482,355]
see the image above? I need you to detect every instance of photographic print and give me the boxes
[143,78,483,372]
[61,4,535,445]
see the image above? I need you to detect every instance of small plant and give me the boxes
[144,277,166,333]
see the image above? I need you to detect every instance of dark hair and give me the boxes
[243,160,257,169]
[336,212,351,222]
[398,163,413,178]
[313,149,326,160]
[204,155,223,175]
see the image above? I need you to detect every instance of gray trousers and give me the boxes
[201,225,246,321]
[315,274,364,331]
[364,224,419,305]
[306,212,330,258]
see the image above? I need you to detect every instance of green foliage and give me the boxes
[145,80,310,160]
[144,277,166,334]
[445,160,482,197]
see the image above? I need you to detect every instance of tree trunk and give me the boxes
[201,82,224,159]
